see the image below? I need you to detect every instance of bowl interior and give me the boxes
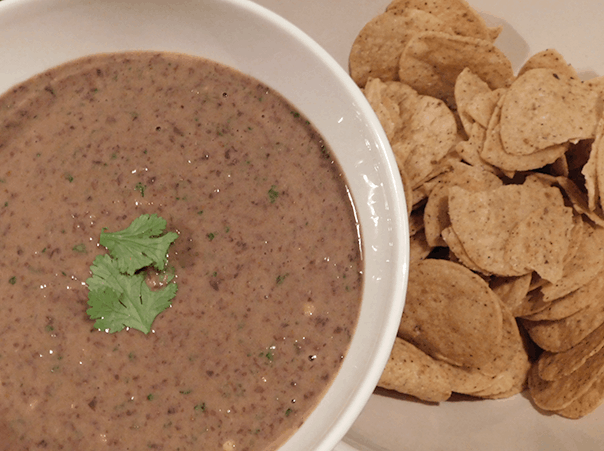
[0,0,409,449]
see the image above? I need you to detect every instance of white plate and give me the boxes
[250,0,604,449]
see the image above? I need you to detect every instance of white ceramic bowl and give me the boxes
[0,0,409,450]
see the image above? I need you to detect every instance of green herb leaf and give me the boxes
[86,254,177,334]
[86,214,178,334]
[268,185,279,203]
[99,214,178,275]
[135,182,146,197]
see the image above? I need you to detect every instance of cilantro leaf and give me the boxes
[86,254,177,334]
[86,214,179,334]
[99,213,178,275]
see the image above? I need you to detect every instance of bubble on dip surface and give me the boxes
[0,52,363,451]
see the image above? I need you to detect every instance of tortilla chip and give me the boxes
[474,382,526,400]
[512,289,552,319]
[503,202,574,283]
[562,213,587,265]
[454,123,500,173]
[538,322,604,381]
[418,147,464,187]
[480,93,568,173]
[517,48,579,80]
[386,0,497,42]
[363,78,405,142]
[539,219,604,302]
[438,361,499,395]
[409,228,432,265]
[378,337,452,402]
[363,78,459,190]
[447,178,573,279]
[529,345,604,411]
[394,95,459,189]
[441,226,484,272]
[555,375,604,419]
[466,305,531,399]
[521,293,604,352]
[465,88,506,131]
[583,145,599,212]
[363,78,421,141]
[587,75,604,96]
[398,31,514,108]
[423,183,450,248]
[424,161,502,247]
[362,78,422,216]
[411,170,451,208]
[490,274,533,314]
[350,9,450,87]
[454,67,492,134]
[586,76,604,119]
[487,25,503,41]
[500,68,600,156]
[549,174,604,227]
[522,268,604,322]
[399,259,503,368]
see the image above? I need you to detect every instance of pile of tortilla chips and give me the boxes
[351,0,604,418]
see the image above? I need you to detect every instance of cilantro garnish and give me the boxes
[86,214,179,334]
[268,185,279,203]
[99,213,178,275]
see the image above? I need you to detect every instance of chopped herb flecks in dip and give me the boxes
[0,52,363,451]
